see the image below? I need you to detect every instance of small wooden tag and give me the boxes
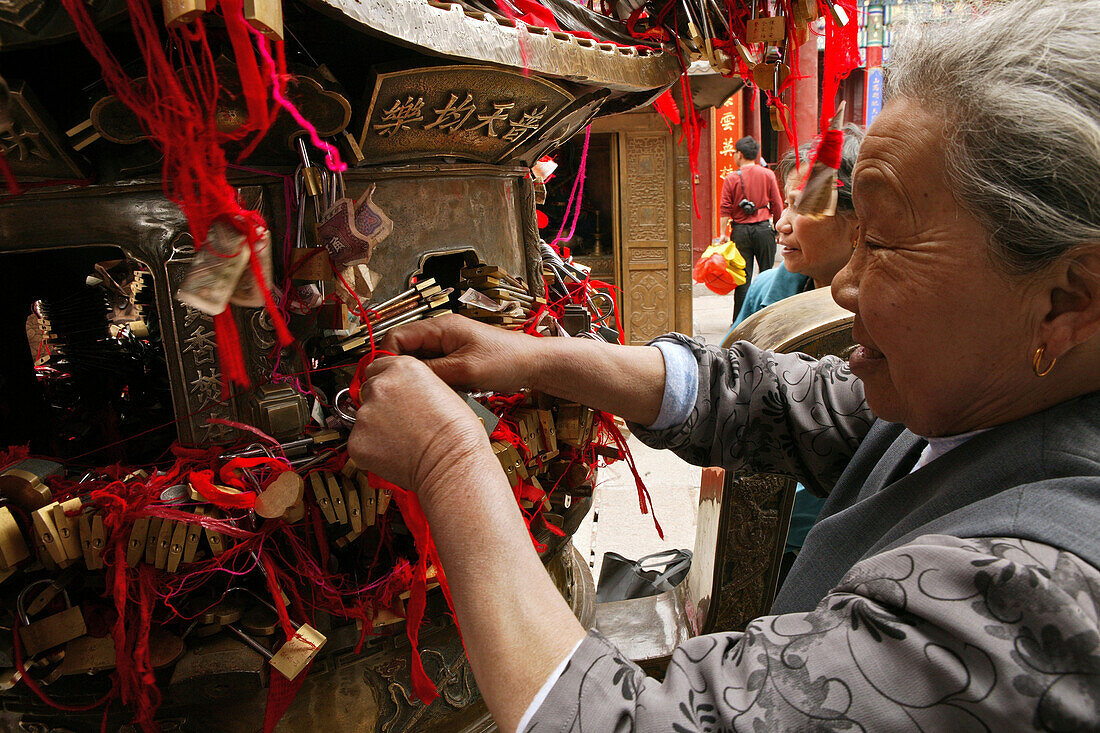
[269,624,326,680]
[745,15,786,44]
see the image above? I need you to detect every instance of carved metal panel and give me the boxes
[614,122,695,344]
[0,81,89,180]
[359,65,576,165]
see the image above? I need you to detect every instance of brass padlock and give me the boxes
[0,459,63,512]
[78,511,106,570]
[32,503,73,568]
[17,582,87,658]
[0,506,30,570]
[51,498,82,562]
[309,472,338,524]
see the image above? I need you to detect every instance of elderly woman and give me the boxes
[349,1,1100,730]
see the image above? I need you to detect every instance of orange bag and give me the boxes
[692,241,747,295]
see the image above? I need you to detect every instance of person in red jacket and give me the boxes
[718,136,784,321]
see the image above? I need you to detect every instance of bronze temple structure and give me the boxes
[0,1,850,731]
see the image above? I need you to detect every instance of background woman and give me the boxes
[350,1,1100,729]
[729,124,864,330]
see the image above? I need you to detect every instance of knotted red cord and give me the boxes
[372,474,440,705]
[820,0,860,125]
[813,127,844,169]
[596,412,663,539]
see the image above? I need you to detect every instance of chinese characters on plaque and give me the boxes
[358,65,574,165]
[373,93,548,144]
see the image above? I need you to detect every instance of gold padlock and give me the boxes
[0,506,30,570]
[19,606,87,658]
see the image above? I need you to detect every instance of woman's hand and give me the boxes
[380,314,544,394]
[348,355,490,493]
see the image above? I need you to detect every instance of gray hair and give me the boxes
[883,0,1100,274]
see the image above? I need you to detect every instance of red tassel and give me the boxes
[596,412,663,539]
[375,475,440,705]
[214,309,251,393]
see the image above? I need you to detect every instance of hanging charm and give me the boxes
[793,101,847,219]
[317,184,393,269]
[176,219,254,315]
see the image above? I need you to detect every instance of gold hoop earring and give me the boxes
[1033,345,1057,378]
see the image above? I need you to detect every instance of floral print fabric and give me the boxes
[630,335,873,495]
[525,536,1100,732]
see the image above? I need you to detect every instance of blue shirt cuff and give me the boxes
[647,341,698,430]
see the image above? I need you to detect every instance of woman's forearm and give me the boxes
[418,446,586,733]
[527,338,666,426]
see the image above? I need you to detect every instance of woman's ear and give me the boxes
[1040,244,1100,360]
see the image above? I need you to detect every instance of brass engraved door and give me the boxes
[595,113,693,344]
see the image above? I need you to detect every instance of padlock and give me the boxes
[32,503,72,568]
[182,507,204,564]
[145,516,164,566]
[0,459,63,512]
[0,506,30,570]
[205,509,229,556]
[324,473,349,525]
[308,472,338,524]
[51,498,82,561]
[162,0,209,27]
[78,511,106,570]
[536,409,559,459]
[127,516,150,567]
[166,520,189,573]
[243,0,283,40]
[255,471,305,521]
[341,475,362,533]
[376,487,391,516]
[154,517,176,570]
[355,474,376,527]
[17,581,87,658]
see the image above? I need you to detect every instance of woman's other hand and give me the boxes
[349,355,489,493]
[380,313,540,394]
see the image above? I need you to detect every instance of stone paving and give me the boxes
[574,283,734,584]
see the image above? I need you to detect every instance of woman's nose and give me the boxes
[776,211,793,234]
[831,250,860,314]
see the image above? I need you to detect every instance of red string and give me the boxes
[820,0,860,128]
[374,474,440,705]
[596,412,663,539]
[550,126,591,248]
[813,128,844,169]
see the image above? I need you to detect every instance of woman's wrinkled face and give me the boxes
[831,99,1039,437]
[776,164,858,286]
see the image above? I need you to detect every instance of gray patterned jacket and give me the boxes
[524,335,1100,732]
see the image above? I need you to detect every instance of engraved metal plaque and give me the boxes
[359,65,575,164]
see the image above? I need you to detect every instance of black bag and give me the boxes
[595,548,693,603]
